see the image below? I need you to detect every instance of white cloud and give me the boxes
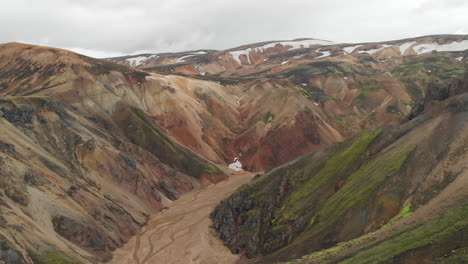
[0,0,467,58]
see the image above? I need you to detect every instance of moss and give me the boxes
[267,144,414,263]
[270,61,354,79]
[34,251,81,264]
[355,93,367,102]
[392,54,464,80]
[360,84,383,91]
[386,103,401,115]
[383,203,413,229]
[309,215,318,225]
[437,247,468,264]
[340,203,468,264]
[128,107,222,178]
[399,203,413,218]
[403,81,424,98]
[311,145,415,232]
[275,129,382,223]
[259,112,275,124]
[285,191,465,264]
[247,208,262,218]
[299,86,337,102]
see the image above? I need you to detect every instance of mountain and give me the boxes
[0,34,465,263]
[211,76,468,263]
[108,35,467,172]
[0,43,225,263]
[108,35,467,77]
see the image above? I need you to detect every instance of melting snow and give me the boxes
[176,51,207,63]
[343,45,362,54]
[455,57,463,61]
[281,61,289,65]
[126,56,149,67]
[413,40,468,54]
[229,39,333,65]
[301,83,308,87]
[177,55,195,63]
[262,39,334,50]
[228,158,243,171]
[399,41,416,55]
[316,50,331,59]
[230,49,252,65]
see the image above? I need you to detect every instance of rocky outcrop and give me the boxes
[0,238,24,264]
[52,216,114,261]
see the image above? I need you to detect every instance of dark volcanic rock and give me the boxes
[1,106,34,126]
[52,215,112,261]
[119,153,137,170]
[5,188,29,207]
[0,141,15,154]
[0,240,23,264]
[405,103,424,121]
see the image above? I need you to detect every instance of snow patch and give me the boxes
[229,39,333,65]
[262,39,334,50]
[176,51,207,63]
[316,49,331,59]
[413,40,468,54]
[126,56,149,67]
[301,83,308,87]
[230,49,252,65]
[399,41,416,55]
[177,55,195,63]
[455,56,463,61]
[281,61,289,65]
[343,45,362,54]
[228,158,243,171]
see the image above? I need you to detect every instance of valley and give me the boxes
[0,34,466,263]
[110,170,254,264]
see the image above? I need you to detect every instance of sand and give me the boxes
[109,171,254,264]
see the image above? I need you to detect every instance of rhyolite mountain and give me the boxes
[109,34,467,172]
[0,34,466,263]
[211,76,468,263]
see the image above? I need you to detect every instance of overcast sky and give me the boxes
[1,0,467,58]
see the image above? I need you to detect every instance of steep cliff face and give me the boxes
[211,76,468,263]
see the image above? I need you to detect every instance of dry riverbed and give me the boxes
[110,171,254,264]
